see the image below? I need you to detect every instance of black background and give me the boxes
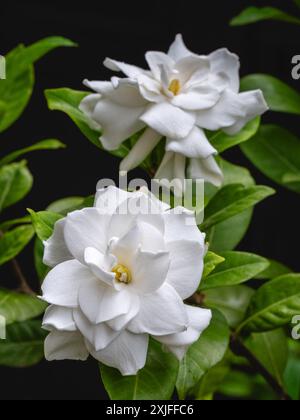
[1,0,300,400]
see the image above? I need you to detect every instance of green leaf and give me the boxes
[0,215,31,232]
[46,196,87,216]
[0,320,47,367]
[28,209,62,241]
[238,274,300,333]
[100,339,179,400]
[241,75,300,115]
[207,159,254,252]
[230,7,300,26]
[284,356,300,400]
[0,37,76,132]
[0,225,34,266]
[241,125,300,194]
[256,259,292,280]
[34,238,49,282]
[245,329,288,387]
[294,0,300,9]
[45,88,132,159]
[202,252,225,280]
[0,162,33,212]
[194,362,230,400]
[204,285,255,328]
[200,252,269,291]
[218,370,256,398]
[0,139,66,167]
[176,310,230,399]
[201,184,275,231]
[0,289,46,325]
[208,117,260,153]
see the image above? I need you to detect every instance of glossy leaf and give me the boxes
[100,339,179,400]
[47,196,87,216]
[0,289,46,325]
[200,252,269,291]
[241,125,300,193]
[245,329,288,387]
[208,117,260,153]
[230,7,300,26]
[241,75,300,115]
[0,215,31,232]
[0,226,34,266]
[204,285,255,328]
[34,238,49,282]
[0,162,33,211]
[194,362,230,400]
[28,209,62,242]
[202,252,225,280]
[257,259,292,280]
[239,274,300,333]
[0,139,65,167]
[201,184,275,231]
[0,37,76,132]
[176,310,230,399]
[0,320,47,367]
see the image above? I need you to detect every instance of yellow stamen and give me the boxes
[168,79,181,96]
[112,264,132,285]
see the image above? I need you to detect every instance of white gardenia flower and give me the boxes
[80,34,268,191]
[41,185,211,376]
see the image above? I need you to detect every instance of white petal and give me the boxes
[41,260,93,308]
[43,306,76,332]
[45,331,89,361]
[106,298,140,331]
[79,94,102,131]
[209,48,240,92]
[104,58,146,78]
[128,283,188,336]
[166,127,217,159]
[120,128,162,172]
[163,207,204,244]
[154,152,186,197]
[137,74,165,103]
[166,240,204,300]
[141,102,196,140]
[138,221,166,253]
[175,55,210,85]
[172,87,220,111]
[73,309,119,351]
[154,306,212,360]
[94,185,130,215]
[96,99,146,151]
[188,156,224,187]
[88,330,149,376]
[84,247,117,287]
[64,208,110,264]
[131,248,170,293]
[78,276,135,324]
[168,34,193,61]
[43,219,73,268]
[110,224,141,264]
[224,90,268,135]
[145,51,175,80]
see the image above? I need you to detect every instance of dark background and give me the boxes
[1,0,300,400]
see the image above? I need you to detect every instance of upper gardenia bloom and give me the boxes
[41,185,211,376]
[80,34,268,190]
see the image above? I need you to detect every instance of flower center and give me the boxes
[168,79,181,96]
[112,264,132,285]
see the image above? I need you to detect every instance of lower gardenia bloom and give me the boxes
[80,34,268,192]
[41,186,211,376]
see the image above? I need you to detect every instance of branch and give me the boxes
[230,335,291,401]
[0,229,35,296]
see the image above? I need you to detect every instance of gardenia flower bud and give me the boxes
[41,186,211,376]
[80,34,268,193]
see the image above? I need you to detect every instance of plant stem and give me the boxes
[11,258,35,296]
[230,335,292,401]
[0,229,35,296]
